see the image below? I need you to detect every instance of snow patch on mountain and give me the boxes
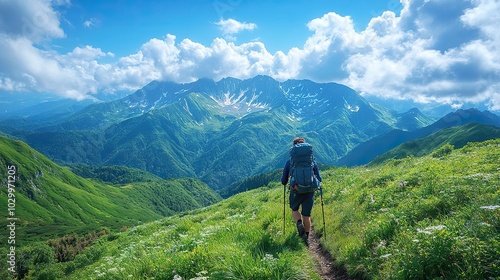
[184,99,193,117]
[344,98,360,112]
[287,113,302,122]
[279,85,290,96]
[208,89,271,115]
[210,91,245,107]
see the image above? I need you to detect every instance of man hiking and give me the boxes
[281,137,322,245]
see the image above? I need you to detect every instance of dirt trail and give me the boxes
[308,228,357,280]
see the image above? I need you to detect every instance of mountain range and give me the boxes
[1,75,498,190]
[338,108,500,166]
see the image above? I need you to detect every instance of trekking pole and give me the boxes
[283,185,286,235]
[319,187,326,241]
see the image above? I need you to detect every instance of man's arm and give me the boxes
[281,160,290,185]
[313,162,322,182]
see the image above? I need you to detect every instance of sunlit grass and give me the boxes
[314,139,500,279]
[14,188,320,279]
[3,138,499,279]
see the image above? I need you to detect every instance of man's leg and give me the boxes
[300,192,314,245]
[301,215,311,246]
[292,210,302,223]
[303,215,311,233]
[290,192,305,237]
[292,210,305,237]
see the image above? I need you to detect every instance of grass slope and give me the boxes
[3,186,321,280]
[0,136,222,242]
[318,138,500,279]
[10,138,499,280]
[69,164,163,184]
[371,123,500,165]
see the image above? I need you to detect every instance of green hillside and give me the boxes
[6,138,499,279]
[69,164,163,184]
[218,168,282,198]
[371,123,500,165]
[0,136,222,242]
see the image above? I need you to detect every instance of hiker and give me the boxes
[281,137,322,244]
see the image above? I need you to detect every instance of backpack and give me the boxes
[289,143,320,193]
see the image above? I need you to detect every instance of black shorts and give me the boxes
[289,191,315,216]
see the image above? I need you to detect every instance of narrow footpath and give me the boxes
[308,228,357,280]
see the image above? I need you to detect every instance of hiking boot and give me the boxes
[296,221,305,237]
[302,232,309,246]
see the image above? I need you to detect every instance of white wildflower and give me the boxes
[426,225,447,231]
[480,205,500,210]
[417,225,446,234]
[196,270,208,276]
[191,270,209,280]
[261,253,278,265]
[373,240,387,255]
[417,228,432,234]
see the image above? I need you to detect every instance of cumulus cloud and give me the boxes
[0,0,65,43]
[0,0,499,111]
[215,18,257,41]
[118,35,276,83]
[337,0,500,110]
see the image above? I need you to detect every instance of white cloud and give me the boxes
[0,0,66,43]
[304,0,500,110]
[217,0,488,111]
[215,18,257,41]
[83,17,100,28]
[0,0,499,111]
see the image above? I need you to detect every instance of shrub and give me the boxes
[431,143,454,158]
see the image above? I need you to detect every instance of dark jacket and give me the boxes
[281,159,322,186]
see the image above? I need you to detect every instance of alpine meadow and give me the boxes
[0,75,499,280]
[1,136,499,279]
[3,0,500,278]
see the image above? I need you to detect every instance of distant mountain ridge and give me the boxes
[5,76,436,189]
[338,108,500,166]
[52,75,387,131]
[370,122,500,165]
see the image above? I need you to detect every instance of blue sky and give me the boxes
[56,0,403,56]
[0,0,499,111]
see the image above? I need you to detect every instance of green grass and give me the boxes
[314,138,500,279]
[2,136,500,279]
[13,187,321,280]
[68,164,163,184]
